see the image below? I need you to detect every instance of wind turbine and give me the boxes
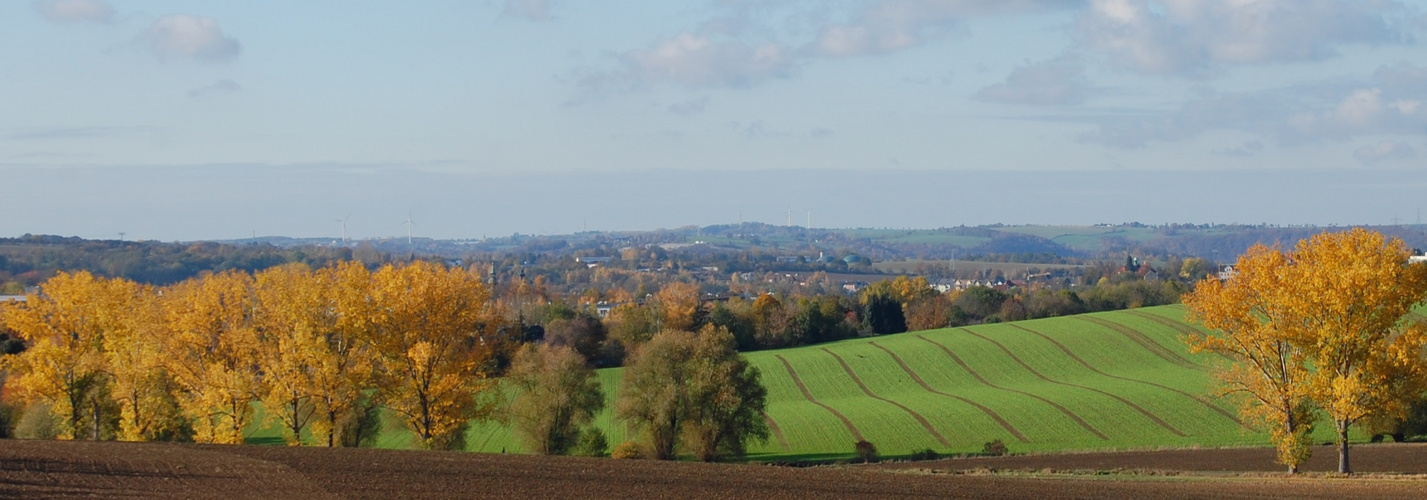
[333,215,350,242]
[403,211,417,246]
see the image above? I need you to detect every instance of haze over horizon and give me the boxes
[5,1,1427,241]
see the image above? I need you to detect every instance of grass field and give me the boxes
[249,304,1358,460]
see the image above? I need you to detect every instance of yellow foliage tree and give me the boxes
[1184,244,1317,473]
[1187,229,1427,474]
[252,264,324,445]
[368,262,499,449]
[161,271,263,444]
[311,262,378,447]
[1282,229,1427,474]
[1,271,117,440]
[100,279,184,441]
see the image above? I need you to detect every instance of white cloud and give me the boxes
[815,0,1069,57]
[1081,63,1427,147]
[976,55,1093,106]
[142,14,241,62]
[624,33,796,88]
[1077,0,1410,77]
[1353,141,1416,164]
[502,0,555,22]
[33,0,114,24]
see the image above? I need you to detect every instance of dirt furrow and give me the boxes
[1123,309,1236,363]
[761,411,791,451]
[1076,316,1202,370]
[868,341,1028,443]
[774,354,865,442]
[1006,323,1245,428]
[916,335,1108,440]
[960,329,1186,437]
[819,348,950,447]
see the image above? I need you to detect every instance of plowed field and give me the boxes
[3,440,1427,499]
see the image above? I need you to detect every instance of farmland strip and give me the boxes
[819,348,951,447]
[868,341,1028,443]
[1123,310,1235,364]
[761,412,791,452]
[1076,316,1202,370]
[1006,324,1245,428]
[916,335,1108,440]
[960,329,1186,437]
[774,355,865,442]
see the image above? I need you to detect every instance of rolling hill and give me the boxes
[449,305,1298,460]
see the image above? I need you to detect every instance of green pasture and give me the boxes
[247,305,1367,460]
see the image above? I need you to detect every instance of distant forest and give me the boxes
[3,223,1425,294]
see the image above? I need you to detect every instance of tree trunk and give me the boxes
[328,408,338,447]
[1285,412,1298,474]
[91,398,101,441]
[1337,419,1351,474]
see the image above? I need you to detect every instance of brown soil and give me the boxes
[2,440,1426,499]
[877,443,1427,474]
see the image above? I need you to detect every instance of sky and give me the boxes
[4,0,1427,241]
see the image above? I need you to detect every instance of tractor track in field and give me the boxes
[1076,316,1203,370]
[761,412,791,451]
[868,341,1028,443]
[774,355,865,442]
[1005,324,1246,428]
[916,335,1108,440]
[819,348,951,447]
[1123,310,1236,364]
[959,329,1186,437]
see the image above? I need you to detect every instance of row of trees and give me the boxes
[1184,229,1427,474]
[1,261,772,461]
[1,262,505,449]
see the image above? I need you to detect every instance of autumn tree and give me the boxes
[504,343,604,455]
[1283,229,1427,474]
[313,261,378,447]
[617,326,768,461]
[100,279,186,441]
[1,271,118,440]
[1184,244,1318,473]
[1186,229,1427,474]
[161,271,264,444]
[653,281,704,332]
[368,261,499,449]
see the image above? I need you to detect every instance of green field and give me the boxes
[249,305,1357,459]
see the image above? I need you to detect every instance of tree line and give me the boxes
[0,261,768,461]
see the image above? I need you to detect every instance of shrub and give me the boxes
[14,403,57,440]
[854,440,879,463]
[982,439,1008,456]
[908,448,939,461]
[574,428,609,457]
[611,441,644,460]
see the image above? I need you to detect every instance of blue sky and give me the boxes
[5,0,1427,241]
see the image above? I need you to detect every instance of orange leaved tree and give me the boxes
[1,271,119,440]
[1187,229,1427,474]
[1184,244,1316,473]
[161,271,263,444]
[1284,228,1427,474]
[368,261,499,449]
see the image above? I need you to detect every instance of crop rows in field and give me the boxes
[252,305,1304,459]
